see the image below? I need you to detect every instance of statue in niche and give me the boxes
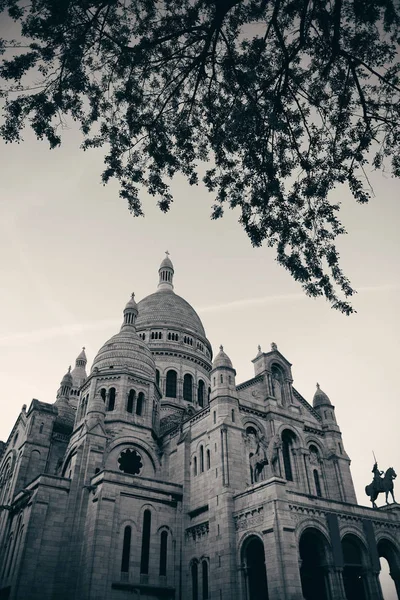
[271,365,285,406]
[309,446,320,465]
[267,434,282,476]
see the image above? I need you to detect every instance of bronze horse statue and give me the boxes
[365,466,397,508]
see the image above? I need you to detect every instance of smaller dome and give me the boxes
[61,366,73,385]
[54,396,75,433]
[212,345,233,370]
[124,292,138,312]
[159,253,174,271]
[313,383,332,408]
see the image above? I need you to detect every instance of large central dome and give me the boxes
[135,253,208,341]
[136,290,206,338]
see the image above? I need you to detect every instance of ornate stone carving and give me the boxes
[185,521,209,541]
[234,506,264,531]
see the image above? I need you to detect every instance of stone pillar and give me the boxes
[324,566,347,600]
[362,567,383,600]
[390,568,400,600]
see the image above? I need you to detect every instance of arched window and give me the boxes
[200,446,204,473]
[156,369,160,386]
[2,535,13,579]
[159,531,168,576]
[191,561,199,600]
[7,515,22,578]
[166,370,177,398]
[39,423,44,434]
[121,526,132,573]
[202,560,209,600]
[136,392,144,416]
[140,510,151,574]
[208,387,211,404]
[282,429,296,481]
[183,374,193,402]
[127,390,135,414]
[313,469,322,497]
[107,388,116,412]
[194,456,198,476]
[206,449,211,470]
[197,380,205,407]
[100,388,106,402]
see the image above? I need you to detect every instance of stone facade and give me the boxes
[0,256,399,600]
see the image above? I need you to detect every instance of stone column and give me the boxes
[362,567,384,600]
[390,568,400,600]
[323,566,347,600]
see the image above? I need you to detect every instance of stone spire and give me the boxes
[71,347,88,389]
[121,292,139,329]
[157,251,174,291]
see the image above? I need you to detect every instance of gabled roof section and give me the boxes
[292,387,322,421]
[236,374,264,391]
[252,349,292,367]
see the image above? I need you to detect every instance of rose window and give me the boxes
[118,448,143,475]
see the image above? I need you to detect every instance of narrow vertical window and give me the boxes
[183,374,193,402]
[191,561,198,600]
[200,446,204,473]
[140,510,151,574]
[194,456,198,476]
[159,531,168,576]
[313,469,322,497]
[127,390,135,413]
[208,387,211,404]
[198,380,205,407]
[156,369,160,386]
[206,449,211,470]
[231,409,235,422]
[136,392,144,416]
[166,370,177,398]
[282,430,294,481]
[39,423,44,434]
[108,388,116,412]
[100,388,106,402]
[202,560,209,600]
[213,411,216,424]
[121,526,132,573]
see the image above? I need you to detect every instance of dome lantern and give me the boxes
[157,251,174,291]
[58,366,73,399]
[122,292,139,329]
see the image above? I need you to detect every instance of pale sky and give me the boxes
[1,123,399,514]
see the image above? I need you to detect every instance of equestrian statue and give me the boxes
[365,460,397,509]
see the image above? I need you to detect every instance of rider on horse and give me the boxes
[372,462,384,491]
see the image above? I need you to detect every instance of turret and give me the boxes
[210,346,238,401]
[54,367,75,433]
[313,383,338,428]
[157,251,174,291]
[122,292,139,328]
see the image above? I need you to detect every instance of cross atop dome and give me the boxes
[165,250,170,257]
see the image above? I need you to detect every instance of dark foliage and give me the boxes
[1,0,400,313]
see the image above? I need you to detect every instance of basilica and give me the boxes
[0,255,399,600]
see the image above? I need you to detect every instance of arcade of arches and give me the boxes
[240,528,400,600]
